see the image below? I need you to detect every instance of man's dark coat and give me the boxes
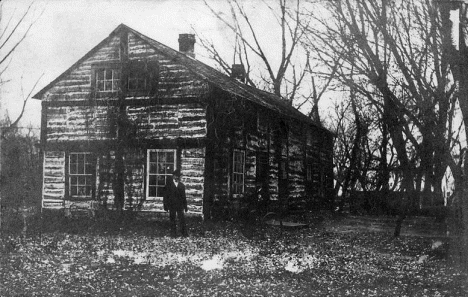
[163,179,187,211]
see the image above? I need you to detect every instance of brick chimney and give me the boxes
[231,64,246,83]
[178,34,196,58]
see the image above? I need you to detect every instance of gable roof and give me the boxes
[33,24,327,131]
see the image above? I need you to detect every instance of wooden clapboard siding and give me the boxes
[42,151,66,208]
[46,106,115,142]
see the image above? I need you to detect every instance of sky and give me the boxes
[1,0,282,132]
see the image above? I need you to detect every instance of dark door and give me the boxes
[256,152,269,212]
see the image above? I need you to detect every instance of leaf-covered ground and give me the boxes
[1,213,467,296]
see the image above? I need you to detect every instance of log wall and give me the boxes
[46,105,115,142]
[43,35,120,103]
[127,103,206,140]
[209,95,333,215]
[128,32,209,98]
[42,151,66,208]
[41,28,210,215]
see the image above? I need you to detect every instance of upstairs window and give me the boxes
[127,60,159,95]
[95,69,120,92]
[232,149,245,195]
[127,71,147,91]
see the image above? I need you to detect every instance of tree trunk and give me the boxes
[380,89,414,237]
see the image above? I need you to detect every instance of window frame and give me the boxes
[232,149,245,196]
[127,70,148,91]
[146,149,177,199]
[91,62,121,98]
[68,152,95,200]
[95,68,121,93]
[126,60,159,96]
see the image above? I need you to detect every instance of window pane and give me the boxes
[149,175,156,186]
[85,162,94,174]
[96,81,103,91]
[155,187,161,198]
[149,163,157,174]
[157,176,166,186]
[97,70,104,80]
[113,71,120,79]
[77,162,84,174]
[158,164,166,174]
[166,164,174,174]
[138,79,146,90]
[105,81,112,91]
[78,176,86,186]
[78,186,86,196]
[105,69,113,80]
[147,150,176,198]
[149,186,156,197]
[128,79,136,90]
[85,185,92,196]
[166,153,174,163]
[69,161,77,174]
[77,153,84,164]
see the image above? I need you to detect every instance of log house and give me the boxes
[33,24,334,219]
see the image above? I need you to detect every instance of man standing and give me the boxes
[163,170,188,237]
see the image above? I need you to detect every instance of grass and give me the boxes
[0,211,467,296]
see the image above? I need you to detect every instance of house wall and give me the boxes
[43,36,121,103]
[207,90,334,216]
[128,32,209,98]
[45,105,115,142]
[287,122,306,209]
[42,151,66,208]
[39,26,333,217]
[126,103,206,140]
[40,29,209,215]
[96,147,205,214]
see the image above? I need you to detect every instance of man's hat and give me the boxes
[172,169,181,177]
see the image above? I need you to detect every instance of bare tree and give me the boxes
[199,0,313,105]
[438,0,468,272]
[0,1,43,131]
[305,0,460,235]
[0,1,43,232]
